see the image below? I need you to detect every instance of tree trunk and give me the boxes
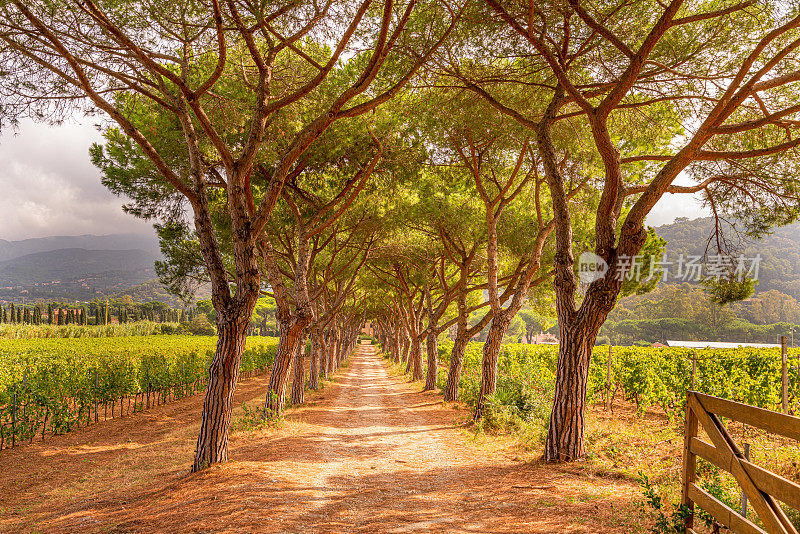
[424,329,438,391]
[474,313,512,420]
[192,318,247,472]
[409,334,423,381]
[391,334,400,363]
[401,331,411,371]
[544,321,599,461]
[291,336,307,405]
[308,333,320,390]
[443,331,469,402]
[327,330,337,375]
[265,316,308,414]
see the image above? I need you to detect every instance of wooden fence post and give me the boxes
[782,335,789,413]
[682,392,697,532]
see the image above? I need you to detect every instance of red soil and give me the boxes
[0,345,637,533]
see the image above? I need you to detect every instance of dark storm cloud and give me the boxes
[0,120,153,240]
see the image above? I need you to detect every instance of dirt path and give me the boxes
[1,344,637,533]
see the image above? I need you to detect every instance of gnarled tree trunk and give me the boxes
[443,330,469,402]
[424,329,438,390]
[192,314,249,472]
[265,314,309,413]
[291,335,307,405]
[474,313,512,419]
[308,332,321,390]
[409,334,423,380]
[544,318,601,461]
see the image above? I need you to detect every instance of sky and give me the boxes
[0,119,153,241]
[0,120,707,242]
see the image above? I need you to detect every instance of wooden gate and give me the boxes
[682,391,800,533]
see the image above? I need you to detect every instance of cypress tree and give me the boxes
[47,303,53,325]
[9,302,15,324]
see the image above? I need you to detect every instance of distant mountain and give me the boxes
[0,245,161,302]
[0,233,159,262]
[654,217,800,299]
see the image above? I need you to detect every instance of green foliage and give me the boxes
[0,321,176,339]
[177,315,216,336]
[620,227,668,297]
[0,336,278,447]
[636,472,691,533]
[604,282,800,344]
[440,340,797,425]
[231,402,282,432]
[595,345,795,419]
[657,218,800,301]
[702,277,756,305]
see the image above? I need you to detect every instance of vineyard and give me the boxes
[436,342,800,424]
[0,321,179,339]
[0,336,278,450]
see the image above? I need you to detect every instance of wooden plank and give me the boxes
[691,437,800,512]
[688,483,769,534]
[682,401,699,531]
[690,393,791,534]
[694,392,800,441]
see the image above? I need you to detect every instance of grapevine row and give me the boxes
[0,336,278,450]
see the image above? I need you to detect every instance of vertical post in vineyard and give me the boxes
[11,390,18,448]
[94,370,98,423]
[782,335,788,413]
[11,391,17,448]
[691,352,697,390]
[606,343,612,410]
[740,442,751,518]
[146,367,151,410]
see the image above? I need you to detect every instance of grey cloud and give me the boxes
[0,119,153,240]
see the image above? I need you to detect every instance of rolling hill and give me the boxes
[0,234,163,302]
[0,233,159,261]
[655,217,800,298]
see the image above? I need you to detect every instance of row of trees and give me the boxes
[0,301,182,326]
[3,0,800,469]
[0,303,88,326]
